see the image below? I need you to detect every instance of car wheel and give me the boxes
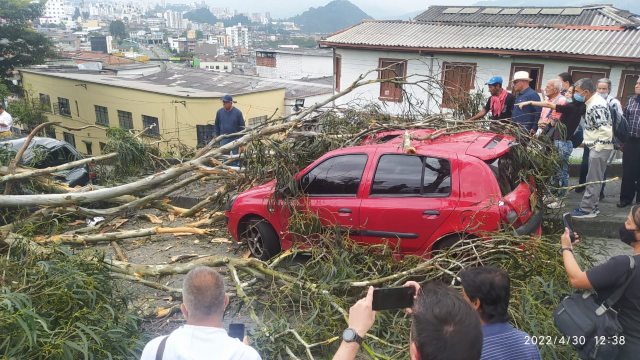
[432,234,472,256]
[241,218,281,260]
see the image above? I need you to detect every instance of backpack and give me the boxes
[608,98,629,147]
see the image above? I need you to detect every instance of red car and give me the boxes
[225,129,542,260]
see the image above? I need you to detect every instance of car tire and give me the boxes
[241,218,281,260]
[432,234,467,253]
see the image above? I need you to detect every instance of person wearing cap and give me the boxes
[468,76,515,121]
[510,71,541,132]
[559,205,640,359]
[0,104,13,138]
[214,95,245,165]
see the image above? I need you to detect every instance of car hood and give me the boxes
[239,179,276,199]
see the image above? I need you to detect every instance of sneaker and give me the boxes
[570,208,598,218]
[547,201,563,209]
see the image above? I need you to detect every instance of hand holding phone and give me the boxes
[372,286,416,311]
[562,212,577,243]
[228,323,245,341]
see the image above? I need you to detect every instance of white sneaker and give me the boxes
[547,201,562,209]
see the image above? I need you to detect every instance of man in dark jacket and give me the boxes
[511,71,541,132]
[214,94,245,166]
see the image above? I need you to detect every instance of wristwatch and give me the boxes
[342,328,364,345]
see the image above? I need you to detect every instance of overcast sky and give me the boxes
[200,0,476,19]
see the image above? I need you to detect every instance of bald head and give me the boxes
[182,267,226,321]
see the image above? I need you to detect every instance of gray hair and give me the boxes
[182,266,226,319]
[597,78,612,91]
[574,78,596,93]
[547,78,563,93]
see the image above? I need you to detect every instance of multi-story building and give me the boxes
[40,0,71,24]
[163,10,183,29]
[256,48,333,80]
[225,24,249,49]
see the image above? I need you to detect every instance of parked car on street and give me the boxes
[225,129,542,260]
[0,136,94,186]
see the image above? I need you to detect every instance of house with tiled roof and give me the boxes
[320,5,640,114]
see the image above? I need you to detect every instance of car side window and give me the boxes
[371,154,451,196]
[299,154,368,196]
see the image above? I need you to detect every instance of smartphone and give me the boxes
[562,212,577,243]
[228,323,245,341]
[372,286,416,311]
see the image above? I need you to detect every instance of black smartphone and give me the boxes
[562,212,576,243]
[228,323,245,341]
[372,286,416,311]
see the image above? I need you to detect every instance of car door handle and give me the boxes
[423,210,440,216]
[338,208,352,214]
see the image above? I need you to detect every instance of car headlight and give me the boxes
[225,195,238,212]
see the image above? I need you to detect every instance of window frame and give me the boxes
[617,70,640,107]
[58,97,71,117]
[441,61,477,109]
[508,63,544,93]
[62,132,76,147]
[378,58,407,103]
[117,110,133,130]
[196,124,216,147]
[568,66,610,85]
[39,93,51,113]
[298,153,368,198]
[142,115,160,137]
[247,115,268,128]
[94,105,109,126]
[369,154,452,198]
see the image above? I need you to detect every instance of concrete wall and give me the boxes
[20,72,285,155]
[257,53,332,80]
[335,48,640,115]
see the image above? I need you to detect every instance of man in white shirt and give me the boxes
[0,104,13,138]
[140,267,262,360]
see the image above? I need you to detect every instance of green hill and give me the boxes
[291,0,372,34]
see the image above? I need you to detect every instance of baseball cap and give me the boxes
[485,76,503,85]
[222,94,233,103]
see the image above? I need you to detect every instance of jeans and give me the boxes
[579,148,613,212]
[219,137,240,167]
[553,140,573,197]
[579,145,606,196]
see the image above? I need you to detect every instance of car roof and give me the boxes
[356,129,516,160]
[0,136,81,163]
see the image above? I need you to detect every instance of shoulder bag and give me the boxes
[553,256,635,360]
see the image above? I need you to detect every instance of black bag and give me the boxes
[553,256,635,360]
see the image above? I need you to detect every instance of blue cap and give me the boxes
[485,76,503,85]
[222,94,233,102]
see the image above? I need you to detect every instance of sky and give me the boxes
[201,0,474,19]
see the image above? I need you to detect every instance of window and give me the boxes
[142,115,159,136]
[94,105,109,126]
[46,127,56,139]
[84,141,93,155]
[299,154,368,196]
[248,115,267,128]
[378,58,407,103]
[39,93,51,112]
[99,142,106,153]
[508,63,544,92]
[334,55,341,92]
[63,132,76,147]
[441,62,476,108]
[617,70,640,107]
[371,154,451,196]
[569,66,610,85]
[58,97,71,116]
[118,110,133,129]
[196,124,216,147]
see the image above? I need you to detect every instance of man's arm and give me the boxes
[237,109,245,131]
[0,113,11,128]
[214,110,221,136]
[332,287,376,360]
[468,99,490,121]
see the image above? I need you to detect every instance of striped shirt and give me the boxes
[480,322,541,360]
[625,95,640,138]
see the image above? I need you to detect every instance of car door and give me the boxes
[358,152,457,254]
[298,153,369,236]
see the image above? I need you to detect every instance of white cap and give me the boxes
[513,71,532,82]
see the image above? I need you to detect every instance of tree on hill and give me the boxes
[183,8,218,25]
[223,14,252,27]
[73,7,81,21]
[0,0,54,81]
[109,20,127,39]
[291,0,371,34]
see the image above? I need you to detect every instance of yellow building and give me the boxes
[19,67,287,155]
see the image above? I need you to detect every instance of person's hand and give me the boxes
[561,227,580,249]
[347,286,376,337]
[243,336,250,345]
[516,101,528,109]
[402,281,422,314]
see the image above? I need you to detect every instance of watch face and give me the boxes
[343,328,357,342]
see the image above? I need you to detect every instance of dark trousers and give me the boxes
[620,137,640,203]
[578,145,606,196]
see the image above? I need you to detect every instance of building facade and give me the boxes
[225,24,250,49]
[255,49,333,80]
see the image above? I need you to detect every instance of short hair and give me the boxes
[574,78,596,93]
[182,266,226,319]
[597,78,612,90]
[547,78,563,93]
[632,205,640,229]
[411,282,482,360]
[460,266,510,324]
[558,72,573,85]
[0,104,4,109]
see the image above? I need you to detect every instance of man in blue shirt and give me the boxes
[214,94,245,165]
[511,71,541,132]
[460,266,541,360]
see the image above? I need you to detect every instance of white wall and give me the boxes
[335,48,637,115]
[257,53,332,80]
[200,61,232,72]
[284,93,333,115]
